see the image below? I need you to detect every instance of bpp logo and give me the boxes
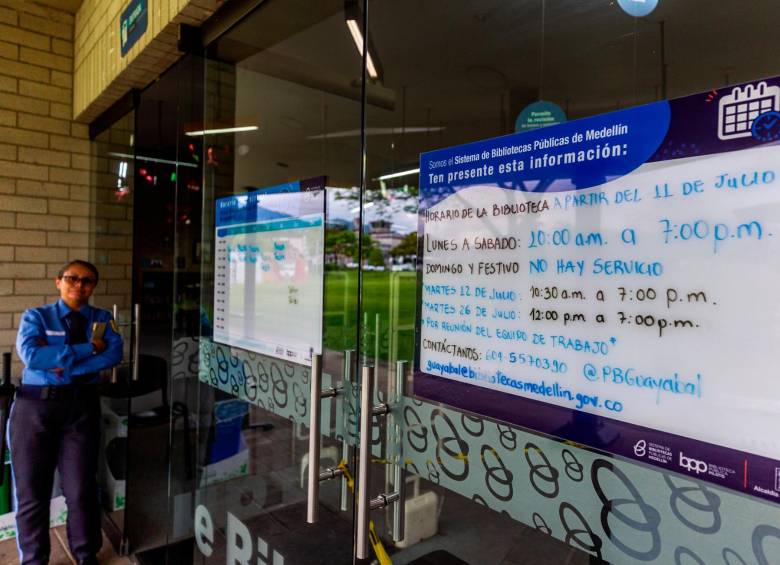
[679,452,708,474]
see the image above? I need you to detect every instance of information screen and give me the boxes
[214,182,325,365]
[416,77,780,502]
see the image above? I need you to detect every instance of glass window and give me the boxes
[362,1,780,563]
[171,1,780,563]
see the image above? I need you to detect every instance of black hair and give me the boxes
[58,260,99,284]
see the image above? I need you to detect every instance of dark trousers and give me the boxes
[8,387,102,565]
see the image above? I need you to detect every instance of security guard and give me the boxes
[11,260,123,565]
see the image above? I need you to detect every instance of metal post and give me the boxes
[111,304,118,384]
[391,359,407,541]
[306,353,323,523]
[391,454,406,543]
[395,360,406,403]
[341,349,354,512]
[132,303,140,381]
[374,312,381,366]
[356,364,374,560]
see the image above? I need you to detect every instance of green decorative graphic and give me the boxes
[195,337,780,562]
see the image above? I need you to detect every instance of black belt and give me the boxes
[17,384,99,401]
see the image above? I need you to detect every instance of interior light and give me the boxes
[346,20,379,80]
[109,152,198,169]
[366,54,379,81]
[345,0,381,81]
[346,19,363,51]
[184,126,259,137]
[377,168,420,181]
[307,126,445,140]
[116,160,129,190]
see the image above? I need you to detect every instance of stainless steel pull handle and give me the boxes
[356,364,374,560]
[370,491,400,510]
[305,353,344,524]
[395,360,406,402]
[132,303,140,381]
[111,304,118,384]
[392,462,407,543]
[356,362,406,555]
[391,360,407,543]
[340,349,354,512]
[306,353,324,523]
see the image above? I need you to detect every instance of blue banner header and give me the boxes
[420,101,671,210]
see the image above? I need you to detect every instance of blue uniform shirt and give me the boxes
[16,300,123,385]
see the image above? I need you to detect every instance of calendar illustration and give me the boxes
[718,81,780,140]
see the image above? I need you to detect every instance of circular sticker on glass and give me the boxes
[515,101,567,132]
[617,0,659,17]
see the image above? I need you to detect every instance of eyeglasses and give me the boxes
[61,274,97,287]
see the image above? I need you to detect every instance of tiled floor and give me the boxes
[0,525,132,564]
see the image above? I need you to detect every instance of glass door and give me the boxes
[90,54,207,559]
[351,2,780,565]
[171,2,366,562]
[171,1,780,563]
[124,54,207,559]
[89,113,135,551]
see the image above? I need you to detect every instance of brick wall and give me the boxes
[74,0,220,122]
[0,0,79,371]
[0,0,224,374]
[89,114,134,328]
[0,0,133,374]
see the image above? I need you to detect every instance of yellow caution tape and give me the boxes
[338,460,355,491]
[338,460,393,565]
[369,521,393,565]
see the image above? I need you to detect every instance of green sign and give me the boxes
[515,100,567,132]
[120,0,148,57]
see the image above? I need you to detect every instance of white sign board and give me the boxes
[214,187,324,365]
[416,79,780,501]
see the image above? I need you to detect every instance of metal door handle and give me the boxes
[340,350,354,512]
[132,303,140,381]
[356,364,403,557]
[356,364,374,559]
[111,304,118,384]
[392,360,407,543]
[392,463,407,543]
[306,353,341,523]
[307,353,324,523]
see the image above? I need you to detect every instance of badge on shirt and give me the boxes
[92,322,106,340]
[45,330,66,336]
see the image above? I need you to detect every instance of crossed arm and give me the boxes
[16,310,124,377]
